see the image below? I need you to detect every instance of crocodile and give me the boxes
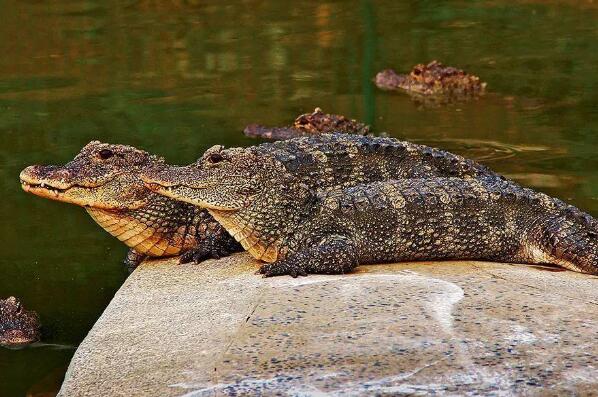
[375,61,486,105]
[141,134,598,277]
[244,107,371,141]
[20,131,502,268]
[0,297,41,346]
[20,142,241,269]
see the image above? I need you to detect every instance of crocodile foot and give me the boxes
[259,235,358,277]
[123,249,146,272]
[259,262,308,278]
[179,247,215,264]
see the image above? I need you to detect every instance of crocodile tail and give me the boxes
[526,206,598,275]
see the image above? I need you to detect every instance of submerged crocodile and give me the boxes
[244,107,371,141]
[375,61,486,105]
[20,142,241,269]
[142,134,598,277]
[0,297,41,346]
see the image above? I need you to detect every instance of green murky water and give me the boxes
[1,1,597,395]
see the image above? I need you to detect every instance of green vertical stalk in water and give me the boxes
[361,0,376,127]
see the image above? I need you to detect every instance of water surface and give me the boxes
[1,1,597,395]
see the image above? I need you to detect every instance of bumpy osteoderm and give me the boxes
[143,134,597,277]
[141,133,502,264]
[260,179,598,276]
[244,107,371,140]
[20,142,241,267]
[0,297,41,346]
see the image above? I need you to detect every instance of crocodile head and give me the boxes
[141,145,272,211]
[141,145,305,262]
[20,142,204,258]
[375,60,486,97]
[244,107,371,140]
[0,297,41,346]
[20,141,164,210]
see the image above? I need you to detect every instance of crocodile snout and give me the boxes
[20,165,72,189]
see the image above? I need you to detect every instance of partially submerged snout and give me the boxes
[374,69,407,90]
[0,297,41,347]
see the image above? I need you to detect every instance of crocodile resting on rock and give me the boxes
[20,131,502,268]
[0,297,41,346]
[375,61,486,104]
[244,107,371,141]
[142,134,598,277]
[20,142,242,269]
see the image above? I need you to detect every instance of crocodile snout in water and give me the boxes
[0,296,41,346]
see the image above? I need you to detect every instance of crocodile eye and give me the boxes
[207,153,224,164]
[99,149,114,160]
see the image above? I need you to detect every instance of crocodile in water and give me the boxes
[0,297,41,346]
[375,61,486,105]
[244,107,371,141]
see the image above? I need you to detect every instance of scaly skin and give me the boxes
[0,297,41,346]
[20,142,241,269]
[141,135,597,277]
[259,179,598,276]
[19,129,496,268]
[143,134,504,262]
[375,61,486,105]
[244,107,371,140]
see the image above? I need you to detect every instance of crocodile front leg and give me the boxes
[179,237,242,264]
[259,235,358,277]
[123,249,147,271]
[179,219,243,265]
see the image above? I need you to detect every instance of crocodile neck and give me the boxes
[86,195,200,257]
[208,184,315,263]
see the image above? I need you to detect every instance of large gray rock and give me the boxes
[59,254,598,396]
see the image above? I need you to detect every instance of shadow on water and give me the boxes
[0,0,597,395]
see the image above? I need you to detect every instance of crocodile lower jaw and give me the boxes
[21,181,69,199]
[86,208,183,257]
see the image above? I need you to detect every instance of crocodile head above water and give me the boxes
[0,297,41,346]
[374,60,486,101]
[244,107,371,140]
[19,142,224,260]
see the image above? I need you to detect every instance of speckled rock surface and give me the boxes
[58,254,598,397]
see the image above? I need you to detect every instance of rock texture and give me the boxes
[59,255,598,396]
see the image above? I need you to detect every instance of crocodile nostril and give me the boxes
[55,169,71,179]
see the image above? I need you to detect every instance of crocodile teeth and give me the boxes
[40,183,45,188]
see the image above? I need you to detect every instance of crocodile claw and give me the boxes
[179,248,211,265]
[259,262,308,278]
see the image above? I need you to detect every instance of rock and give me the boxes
[58,254,598,396]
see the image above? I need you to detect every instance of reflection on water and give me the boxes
[411,138,557,162]
[1,0,597,395]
